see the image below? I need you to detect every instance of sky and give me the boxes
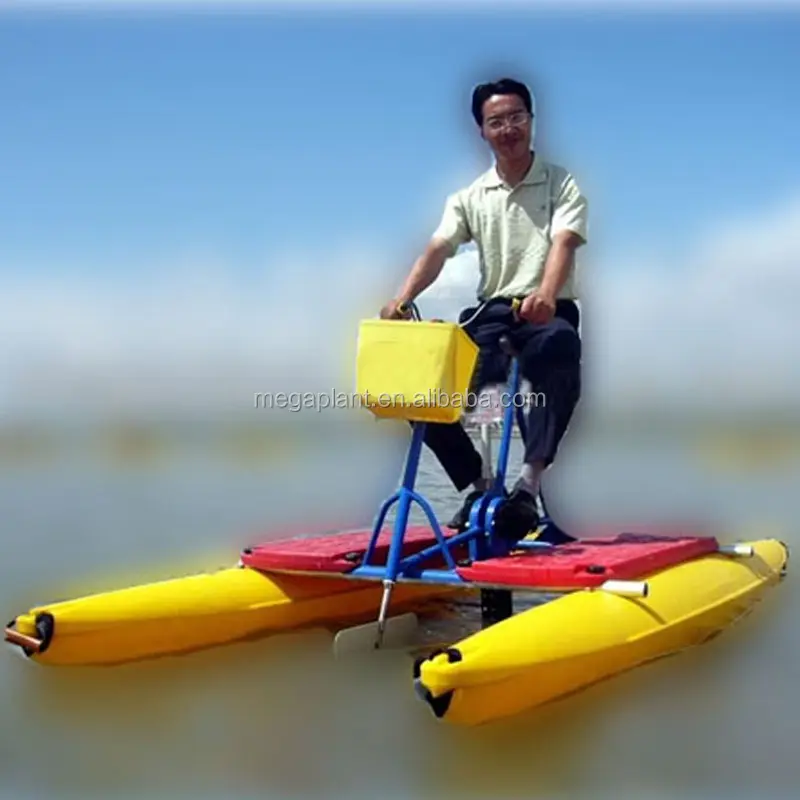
[1,1,799,422]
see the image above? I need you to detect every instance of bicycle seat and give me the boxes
[499,335,518,357]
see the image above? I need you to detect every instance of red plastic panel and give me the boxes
[240,525,448,573]
[455,533,720,588]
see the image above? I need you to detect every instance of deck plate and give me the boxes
[241,526,719,590]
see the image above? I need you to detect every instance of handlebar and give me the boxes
[392,298,522,359]
[395,301,421,321]
[393,297,522,322]
[389,297,524,361]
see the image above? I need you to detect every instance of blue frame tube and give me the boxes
[355,348,559,585]
[360,421,460,582]
[493,359,521,491]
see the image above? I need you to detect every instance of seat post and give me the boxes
[493,337,521,491]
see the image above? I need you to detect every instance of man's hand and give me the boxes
[518,290,556,325]
[379,298,413,320]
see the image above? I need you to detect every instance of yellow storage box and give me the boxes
[355,319,479,423]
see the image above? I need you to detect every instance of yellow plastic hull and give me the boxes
[415,538,789,726]
[5,566,452,666]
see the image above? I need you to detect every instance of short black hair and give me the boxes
[471,78,532,126]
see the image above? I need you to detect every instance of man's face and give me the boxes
[480,93,531,161]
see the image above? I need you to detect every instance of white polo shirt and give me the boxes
[432,153,588,301]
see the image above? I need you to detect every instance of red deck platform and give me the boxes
[241,525,463,574]
[241,525,720,590]
[455,533,719,588]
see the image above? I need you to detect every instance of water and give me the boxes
[1,421,799,799]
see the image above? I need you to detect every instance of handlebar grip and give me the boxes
[396,300,419,320]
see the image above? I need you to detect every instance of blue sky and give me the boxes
[1,3,799,418]
[3,5,799,274]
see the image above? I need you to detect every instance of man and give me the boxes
[380,77,587,545]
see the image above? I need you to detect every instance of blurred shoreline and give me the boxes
[1,412,798,468]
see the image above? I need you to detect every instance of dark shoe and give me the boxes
[492,488,540,544]
[446,489,484,531]
[526,521,577,546]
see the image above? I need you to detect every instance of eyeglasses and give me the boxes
[484,111,530,132]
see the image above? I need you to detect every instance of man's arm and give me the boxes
[538,229,584,301]
[540,170,587,300]
[396,238,452,305]
[382,191,471,316]
[519,171,587,323]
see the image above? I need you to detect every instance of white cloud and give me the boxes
[1,196,799,423]
[0,244,398,421]
[580,196,800,417]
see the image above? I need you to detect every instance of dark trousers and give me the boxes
[423,298,582,491]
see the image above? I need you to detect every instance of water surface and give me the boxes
[1,422,798,798]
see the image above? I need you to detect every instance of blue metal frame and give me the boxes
[350,354,560,590]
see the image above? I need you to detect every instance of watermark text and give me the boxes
[253,388,545,413]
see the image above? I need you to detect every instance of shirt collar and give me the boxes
[481,151,548,189]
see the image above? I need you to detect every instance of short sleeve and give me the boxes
[431,191,472,254]
[551,172,588,243]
